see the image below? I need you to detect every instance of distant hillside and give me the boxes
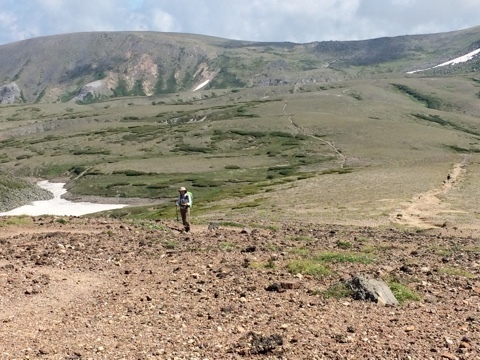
[0,26,479,104]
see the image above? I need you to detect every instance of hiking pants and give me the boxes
[180,206,191,232]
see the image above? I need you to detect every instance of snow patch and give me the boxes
[193,79,210,91]
[407,48,480,74]
[0,181,128,216]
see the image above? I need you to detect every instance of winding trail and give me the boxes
[390,155,469,228]
[282,102,347,168]
[280,101,470,229]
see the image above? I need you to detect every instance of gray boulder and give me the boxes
[347,276,399,306]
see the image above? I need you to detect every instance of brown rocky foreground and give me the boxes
[0,216,479,359]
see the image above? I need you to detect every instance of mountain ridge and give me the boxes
[0,26,479,104]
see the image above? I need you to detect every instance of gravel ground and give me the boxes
[0,216,479,359]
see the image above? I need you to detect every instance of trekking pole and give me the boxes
[175,204,179,222]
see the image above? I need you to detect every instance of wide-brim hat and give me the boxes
[178,187,187,191]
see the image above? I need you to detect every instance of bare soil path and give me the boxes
[390,156,469,229]
[282,101,347,167]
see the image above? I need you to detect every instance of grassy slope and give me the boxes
[0,73,479,227]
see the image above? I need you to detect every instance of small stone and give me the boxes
[405,326,415,332]
[334,334,353,343]
[237,326,246,333]
[265,283,284,292]
[280,282,300,290]
[440,352,458,360]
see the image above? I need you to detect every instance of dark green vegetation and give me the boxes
[0,27,480,227]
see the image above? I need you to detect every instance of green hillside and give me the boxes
[1,70,479,227]
[1,27,480,228]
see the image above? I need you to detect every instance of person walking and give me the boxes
[176,187,192,233]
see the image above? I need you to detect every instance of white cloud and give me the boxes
[0,10,40,44]
[0,11,16,26]
[0,0,479,45]
[126,13,150,31]
[151,9,182,32]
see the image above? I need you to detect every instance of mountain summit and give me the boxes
[0,26,479,104]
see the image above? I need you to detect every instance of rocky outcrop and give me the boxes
[0,176,53,212]
[0,82,21,104]
[73,80,114,103]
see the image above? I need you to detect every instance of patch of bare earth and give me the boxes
[0,215,479,359]
[391,157,472,231]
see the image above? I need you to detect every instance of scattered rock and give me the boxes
[208,222,219,231]
[265,283,284,292]
[240,228,252,235]
[232,331,283,355]
[346,276,399,305]
[1,217,479,358]
[241,245,256,253]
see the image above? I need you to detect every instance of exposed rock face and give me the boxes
[73,80,114,103]
[0,32,216,103]
[0,82,21,104]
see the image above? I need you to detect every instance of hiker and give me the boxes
[176,187,192,232]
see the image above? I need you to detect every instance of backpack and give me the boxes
[187,191,193,209]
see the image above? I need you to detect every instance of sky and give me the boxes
[0,0,479,46]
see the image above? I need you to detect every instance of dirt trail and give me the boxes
[282,102,346,168]
[390,156,469,228]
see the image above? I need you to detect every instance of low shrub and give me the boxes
[286,259,330,277]
[387,281,421,304]
[313,251,374,264]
